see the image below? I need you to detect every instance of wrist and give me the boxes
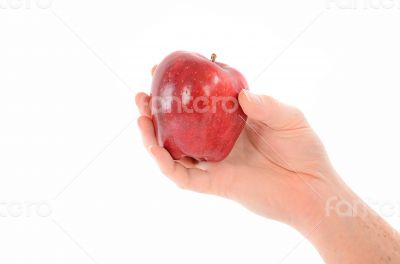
[291,175,357,235]
[294,178,400,263]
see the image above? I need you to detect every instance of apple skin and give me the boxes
[151,51,248,161]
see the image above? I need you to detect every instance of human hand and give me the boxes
[136,66,400,264]
[135,66,345,230]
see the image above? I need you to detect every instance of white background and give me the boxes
[1,0,400,263]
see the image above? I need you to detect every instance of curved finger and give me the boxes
[137,115,217,194]
[151,64,158,76]
[135,92,151,117]
[137,115,158,149]
[176,156,198,168]
[149,145,216,194]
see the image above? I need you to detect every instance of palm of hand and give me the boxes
[199,115,331,223]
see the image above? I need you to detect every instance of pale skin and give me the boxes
[135,66,400,263]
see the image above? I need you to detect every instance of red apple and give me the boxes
[151,51,248,161]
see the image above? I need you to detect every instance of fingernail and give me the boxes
[243,90,262,105]
[196,161,209,170]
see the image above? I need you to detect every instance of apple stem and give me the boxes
[211,53,217,62]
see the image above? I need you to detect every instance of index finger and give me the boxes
[151,64,157,76]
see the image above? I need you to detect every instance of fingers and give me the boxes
[176,156,198,168]
[238,90,308,130]
[136,63,216,194]
[135,64,157,116]
[137,115,158,147]
[134,64,157,116]
[137,115,216,194]
[135,92,151,117]
[148,145,213,193]
[151,64,157,76]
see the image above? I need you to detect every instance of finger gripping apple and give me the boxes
[151,51,248,161]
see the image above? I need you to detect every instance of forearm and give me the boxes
[298,182,400,263]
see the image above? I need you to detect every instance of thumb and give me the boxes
[238,90,308,130]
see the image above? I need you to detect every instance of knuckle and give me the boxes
[294,107,305,118]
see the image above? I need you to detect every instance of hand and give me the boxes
[136,66,400,263]
[135,66,341,230]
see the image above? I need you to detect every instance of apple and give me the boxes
[151,51,248,161]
